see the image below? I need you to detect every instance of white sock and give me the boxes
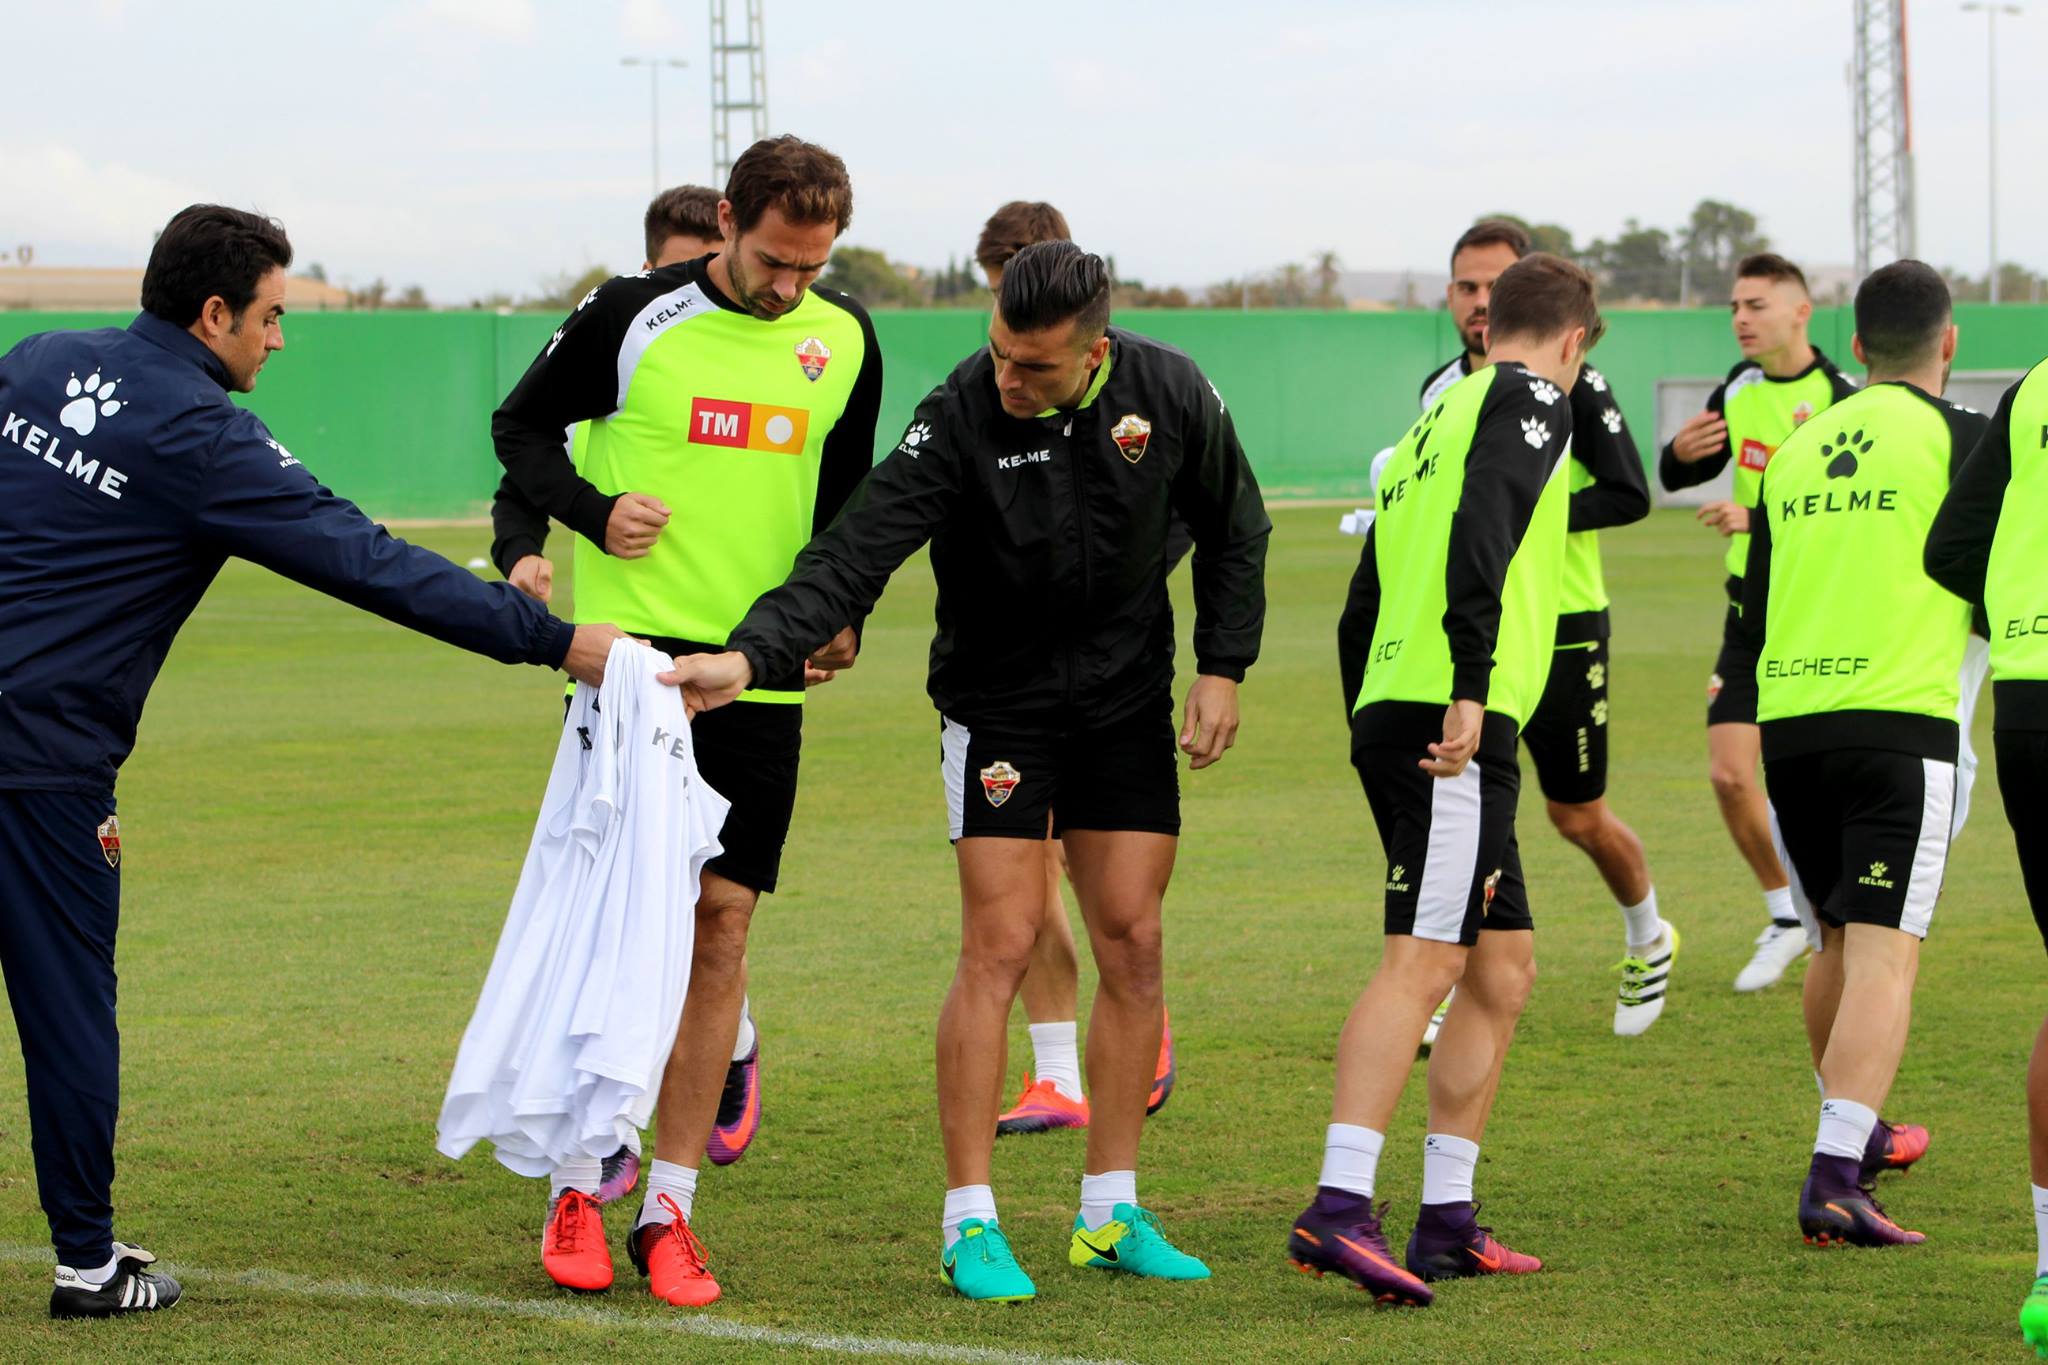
[1028,1021,1084,1101]
[1079,1169,1138,1231]
[637,1159,699,1228]
[550,1158,601,1198]
[732,997,757,1063]
[1814,1097,1879,1160]
[1620,889,1662,950]
[1318,1122,1385,1200]
[2033,1184,2048,1278]
[1421,1133,1480,1206]
[70,1252,119,1286]
[1764,885,1797,926]
[942,1184,999,1249]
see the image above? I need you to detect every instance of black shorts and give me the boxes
[1995,730,2048,954]
[1351,719,1532,946]
[940,700,1180,841]
[1763,747,1954,939]
[1707,605,1759,726]
[568,690,801,894]
[1521,641,1609,804]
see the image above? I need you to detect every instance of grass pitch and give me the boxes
[0,507,2039,1363]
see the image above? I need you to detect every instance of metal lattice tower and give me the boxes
[1851,0,1916,279]
[709,0,768,189]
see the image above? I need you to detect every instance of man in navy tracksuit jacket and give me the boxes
[0,205,621,1318]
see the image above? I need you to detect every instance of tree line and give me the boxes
[298,198,2045,311]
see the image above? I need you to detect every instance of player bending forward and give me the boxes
[667,242,1270,1302]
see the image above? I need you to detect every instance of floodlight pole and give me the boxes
[1962,3,2021,303]
[622,56,689,198]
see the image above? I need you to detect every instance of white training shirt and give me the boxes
[436,639,729,1176]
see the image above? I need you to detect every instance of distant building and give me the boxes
[0,266,352,312]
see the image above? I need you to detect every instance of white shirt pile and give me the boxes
[437,639,729,1177]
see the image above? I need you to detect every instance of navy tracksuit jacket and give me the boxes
[0,311,573,1267]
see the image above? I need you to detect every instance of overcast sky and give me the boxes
[5,0,2042,303]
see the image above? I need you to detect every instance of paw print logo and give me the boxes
[1585,368,1609,394]
[1586,661,1606,690]
[1601,406,1623,435]
[897,421,932,456]
[1823,429,1874,479]
[1413,401,1446,459]
[1389,864,1405,882]
[1591,699,1610,726]
[1528,379,1561,406]
[59,373,123,437]
[1869,860,1888,880]
[1521,416,1550,448]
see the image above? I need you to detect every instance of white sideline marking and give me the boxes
[2,1244,1128,1364]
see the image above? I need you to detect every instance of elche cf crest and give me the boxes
[795,336,831,382]
[97,814,121,869]
[980,761,1021,808]
[1110,413,1151,463]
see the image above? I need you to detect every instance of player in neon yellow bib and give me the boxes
[1927,355,2048,1345]
[490,138,881,1309]
[1743,261,1973,1250]
[1660,254,1856,994]
[1286,255,1598,1306]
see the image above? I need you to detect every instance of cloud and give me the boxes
[0,140,211,263]
[381,0,538,43]
[620,0,684,49]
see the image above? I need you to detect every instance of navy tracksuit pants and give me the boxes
[0,789,121,1269]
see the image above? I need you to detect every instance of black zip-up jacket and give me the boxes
[726,328,1270,726]
[0,313,573,795]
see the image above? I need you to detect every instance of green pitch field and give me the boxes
[1,507,2039,1363]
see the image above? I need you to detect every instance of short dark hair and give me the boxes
[976,201,1071,271]
[996,241,1112,340]
[1854,259,1952,370]
[141,205,293,327]
[1450,219,1531,271]
[644,184,721,262]
[723,135,853,236]
[1487,252,1604,351]
[1736,252,1809,294]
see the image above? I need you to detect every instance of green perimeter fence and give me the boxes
[3,305,2042,518]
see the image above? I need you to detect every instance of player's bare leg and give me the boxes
[1708,723,1786,887]
[652,873,759,1169]
[938,838,1052,1187]
[1056,828,1206,1280]
[1545,799,1648,904]
[1802,924,1846,1073]
[1798,924,1923,1246]
[1060,829,1174,1178]
[996,840,1092,1134]
[1423,930,1537,1142]
[1548,797,1674,1035]
[1331,937,1468,1131]
[1019,841,1081,1024]
[621,871,757,1307]
[1712,723,1806,990]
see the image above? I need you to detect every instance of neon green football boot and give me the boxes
[1068,1203,1211,1280]
[2022,1274,2048,1357]
[940,1220,1035,1302]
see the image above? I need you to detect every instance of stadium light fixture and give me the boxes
[622,56,690,199]
[1960,3,2023,303]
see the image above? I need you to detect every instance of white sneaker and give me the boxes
[1733,921,1807,992]
[1615,922,1678,1037]
[1418,988,1454,1057]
